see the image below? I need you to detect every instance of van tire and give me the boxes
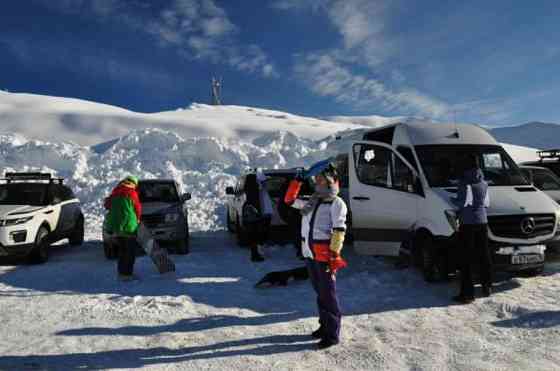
[236,217,250,247]
[29,227,50,264]
[415,232,437,283]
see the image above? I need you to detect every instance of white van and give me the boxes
[333,122,560,280]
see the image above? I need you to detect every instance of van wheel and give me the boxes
[69,217,85,246]
[415,233,437,283]
[29,227,50,264]
[236,217,250,247]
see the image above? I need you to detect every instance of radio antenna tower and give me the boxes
[211,77,222,105]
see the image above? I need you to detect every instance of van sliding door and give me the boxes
[349,141,420,256]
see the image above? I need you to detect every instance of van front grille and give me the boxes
[488,214,555,239]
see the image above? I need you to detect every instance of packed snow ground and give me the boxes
[2,232,560,370]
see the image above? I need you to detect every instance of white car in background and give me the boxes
[225,168,313,246]
[0,172,84,263]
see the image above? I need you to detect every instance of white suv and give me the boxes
[0,173,84,263]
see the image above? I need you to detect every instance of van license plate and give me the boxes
[512,254,543,265]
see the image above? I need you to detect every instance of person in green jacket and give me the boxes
[104,175,142,281]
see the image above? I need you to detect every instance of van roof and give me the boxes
[367,122,499,146]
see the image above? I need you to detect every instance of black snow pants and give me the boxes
[458,223,493,297]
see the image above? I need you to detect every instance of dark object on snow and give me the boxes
[255,266,309,288]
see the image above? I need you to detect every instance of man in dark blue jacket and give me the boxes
[452,154,492,304]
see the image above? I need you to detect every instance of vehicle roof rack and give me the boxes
[2,172,64,184]
[538,149,560,161]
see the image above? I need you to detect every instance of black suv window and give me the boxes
[60,186,75,201]
[0,183,49,206]
[138,182,179,203]
[47,185,65,205]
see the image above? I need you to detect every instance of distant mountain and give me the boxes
[489,122,560,150]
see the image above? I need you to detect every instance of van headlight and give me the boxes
[556,210,560,233]
[445,210,460,232]
[0,216,33,227]
[165,213,180,223]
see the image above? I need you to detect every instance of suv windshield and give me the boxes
[138,182,179,203]
[415,145,529,187]
[0,183,49,206]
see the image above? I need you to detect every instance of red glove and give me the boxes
[328,252,347,274]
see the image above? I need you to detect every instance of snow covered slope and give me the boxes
[324,114,423,128]
[0,91,360,145]
[0,128,539,237]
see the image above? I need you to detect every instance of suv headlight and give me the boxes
[445,210,460,232]
[165,213,180,223]
[0,216,33,227]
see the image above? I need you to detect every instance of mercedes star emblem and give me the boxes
[520,217,536,235]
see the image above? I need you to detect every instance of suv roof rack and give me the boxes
[538,149,560,161]
[2,172,64,184]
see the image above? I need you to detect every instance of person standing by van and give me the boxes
[104,175,142,281]
[452,155,492,304]
[243,173,269,262]
[284,163,348,349]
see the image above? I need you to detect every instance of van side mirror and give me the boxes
[225,186,235,195]
[181,193,191,202]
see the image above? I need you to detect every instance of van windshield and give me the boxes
[138,182,179,203]
[0,183,49,206]
[415,145,529,187]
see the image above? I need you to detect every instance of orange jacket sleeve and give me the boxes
[284,180,302,205]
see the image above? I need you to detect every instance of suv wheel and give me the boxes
[69,217,85,246]
[29,227,50,264]
[174,239,190,255]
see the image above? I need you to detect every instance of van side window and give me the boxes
[397,146,419,172]
[353,144,391,187]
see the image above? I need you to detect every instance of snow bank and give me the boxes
[0,126,539,239]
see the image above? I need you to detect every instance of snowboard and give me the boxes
[137,223,176,274]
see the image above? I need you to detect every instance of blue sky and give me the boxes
[1,0,559,126]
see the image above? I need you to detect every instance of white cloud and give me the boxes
[295,52,449,118]
[38,0,276,79]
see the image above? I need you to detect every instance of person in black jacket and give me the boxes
[452,154,492,304]
[243,174,269,262]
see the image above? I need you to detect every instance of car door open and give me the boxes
[349,141,422,256]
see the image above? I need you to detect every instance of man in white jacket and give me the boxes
[284,163,348,349]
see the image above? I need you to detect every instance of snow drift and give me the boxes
[0,91,360,146]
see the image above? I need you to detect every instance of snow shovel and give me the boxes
[137,223,176,274]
